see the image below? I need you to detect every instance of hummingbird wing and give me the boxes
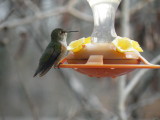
[33,43,61,77]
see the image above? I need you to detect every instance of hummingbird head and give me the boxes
[51,28,78,42]
[51,28,67,42]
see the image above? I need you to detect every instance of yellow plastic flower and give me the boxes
[67,37,91,52]
[112,36,143,53]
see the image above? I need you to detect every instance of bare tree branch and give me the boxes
[6,48,40,120]
[0,9,14,24]
[116,0,156,19]
[23,0,40,13]
[0,7,67,30]
[125,55,160,98]
[119,76,127,120]
[130,0,156,16]
[128,93,160,113]
[68,7,93,22]
[118,54,160,119]
[19,80,39,120]
[58,69,118,120]
[0,0,155,31]
[118,0,130,119]
[0,0,93,31]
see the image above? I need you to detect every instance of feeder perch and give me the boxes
[59,0,160,78]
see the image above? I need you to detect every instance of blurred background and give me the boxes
[0,0,160,120]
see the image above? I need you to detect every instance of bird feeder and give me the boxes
[59,0,160,78]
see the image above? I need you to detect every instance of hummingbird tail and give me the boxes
[39,67,51,77]
[33,61,53,77]
[33,70,39,77]
[33,66,51,77]
[33,66,42,77]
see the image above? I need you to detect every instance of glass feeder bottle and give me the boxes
[87,0,121,43]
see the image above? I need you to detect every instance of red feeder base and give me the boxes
[59,43,160,78]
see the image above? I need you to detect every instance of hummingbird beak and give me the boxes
[65,31,79,33]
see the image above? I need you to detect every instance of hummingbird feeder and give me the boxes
[59,0,160,78]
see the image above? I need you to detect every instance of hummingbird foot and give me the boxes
[54,63,62,69]
[57,63,62,69]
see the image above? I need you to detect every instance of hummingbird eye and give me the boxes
[61,31,63,33]
[60,30,65,35]
[58,31,62,35]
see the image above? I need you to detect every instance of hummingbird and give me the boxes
[33,28,78,77]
